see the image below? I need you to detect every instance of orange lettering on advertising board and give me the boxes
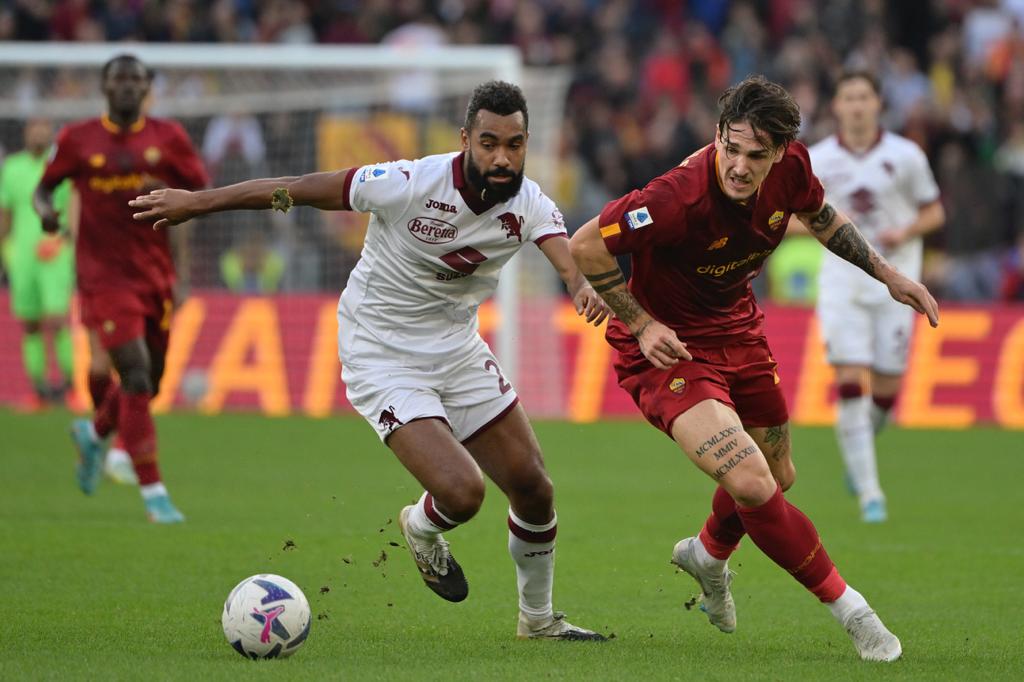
[200,299,290,416]
[902,311,991,427]
[792,317,836,426]
[152,298,206,413]
[994,317,1024,428]
[303,302,341,418]
[556,303,611,423]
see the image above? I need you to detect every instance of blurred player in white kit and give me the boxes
[807,71,944,522]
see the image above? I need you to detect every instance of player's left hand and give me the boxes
[573,283,610,326]
[130,188,197,229]
[877,227,908,249]
[886,271,939,327]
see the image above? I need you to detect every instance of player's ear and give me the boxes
[772,144,786,164]
[460,127,469,152]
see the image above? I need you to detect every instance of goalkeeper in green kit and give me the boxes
[0,119,77,411]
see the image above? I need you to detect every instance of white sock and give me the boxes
[826,584,870,624]
[836,396,884,503]
[694,535,727,571]
[106,447,131,467]
[869,402,891,435]
[508,508,556,621]
[405,491,456,541]
[140,482,167,500]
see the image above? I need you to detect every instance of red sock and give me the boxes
[88,373,113,411]
[699,486,746,560]
[119,391,161,486]
[737,486,847,602]
[93,384,121,439]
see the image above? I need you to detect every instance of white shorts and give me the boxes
[817,293,914,375]
[342,333,519,443]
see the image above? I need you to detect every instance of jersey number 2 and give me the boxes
[484,359,512,395]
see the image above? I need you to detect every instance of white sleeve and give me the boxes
[528,193,569,245]
[907,145,940,205]
[347,159,416,219]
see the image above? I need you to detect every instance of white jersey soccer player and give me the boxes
[130,81,610,641]
[337,151,566,441]
[808,72,944,522]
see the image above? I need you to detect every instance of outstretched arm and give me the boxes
[538,235,609,326]
[796,201,939,326]
[130,170,351,229]
[569,216,691,369]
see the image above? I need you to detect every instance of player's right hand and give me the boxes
[129,188,196,230]
[634,318,692,369]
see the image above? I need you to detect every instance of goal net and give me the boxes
[0,43,573,416]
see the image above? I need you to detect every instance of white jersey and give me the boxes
[337,151,566,363]
[809,131,939,302]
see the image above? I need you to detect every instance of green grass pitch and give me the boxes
[2,408,1021,680]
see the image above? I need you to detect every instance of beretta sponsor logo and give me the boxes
[408,216,459,244]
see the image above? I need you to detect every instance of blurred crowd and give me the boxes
[2,0,1024,301]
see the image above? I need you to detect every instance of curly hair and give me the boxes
[464,80,528,131]
[718,75,801,150]
[101,53,153,82]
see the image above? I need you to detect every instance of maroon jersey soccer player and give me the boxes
[570,76,938,662]
[34,54,208,523]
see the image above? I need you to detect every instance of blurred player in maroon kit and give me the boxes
[571,76,939,661]
[34,54,208,523]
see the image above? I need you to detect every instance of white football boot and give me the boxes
[843,607,902,661]
[671,536,736,633]
[516,611,607,641]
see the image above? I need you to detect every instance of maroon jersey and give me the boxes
[599,142,824,346]
[39,115,208,294]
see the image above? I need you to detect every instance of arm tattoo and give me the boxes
[603,288,646,327]
[808,202,836,233]
[593,274,626,293]
[826,223,879,277]
[583,268,622,283]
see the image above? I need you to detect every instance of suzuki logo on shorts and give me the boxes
[408,217,458,244]
[497,212,524,242]
[378,405,404,432]
[425,198,457,214]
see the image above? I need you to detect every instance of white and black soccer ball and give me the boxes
[222,574,311,659]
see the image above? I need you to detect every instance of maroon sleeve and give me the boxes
[39,126,79,189]
[167,122,210,190]
[787,141,825,214]
[597,174,686,255]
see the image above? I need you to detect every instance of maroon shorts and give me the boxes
[613,334,789,437]
[80,286,173,353]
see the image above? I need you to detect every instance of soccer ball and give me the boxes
[222,574,311,659]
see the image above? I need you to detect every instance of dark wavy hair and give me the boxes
[717,75,801,150]
[464,80,528,131]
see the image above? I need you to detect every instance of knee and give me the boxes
[437,472,486,523]
[119,366,153,395]
[727,469,778,508]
